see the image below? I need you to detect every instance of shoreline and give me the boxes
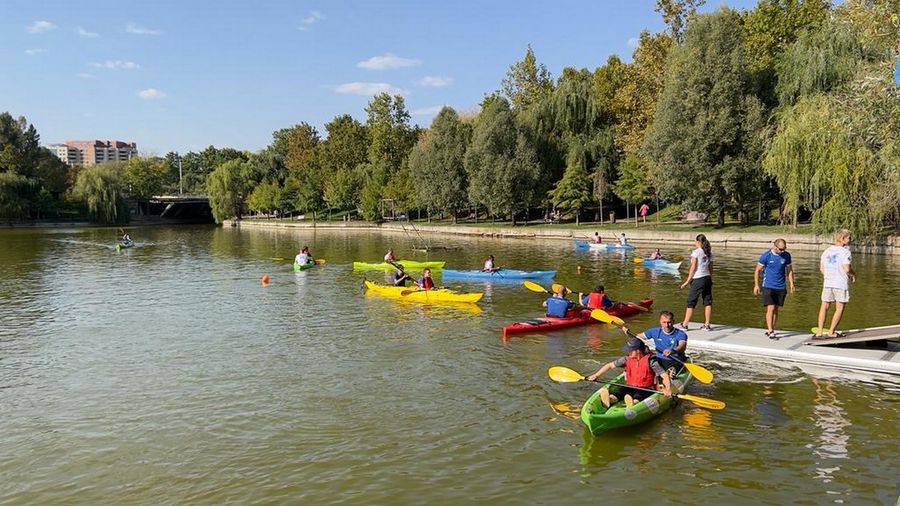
[224,219,900,255]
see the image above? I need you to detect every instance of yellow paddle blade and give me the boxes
[632,257,643,263]
[672,255,684,262]
[315,258,327,264]
[590,309,624,326]
[677,394,725,410]
[523,280,548,293]
[551,283,571,293]
[271,257,286,261]
[400,289,417,296]
[682,362,714,384]
[548,366,585,383]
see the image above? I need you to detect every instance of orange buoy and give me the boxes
[261,274,270,285]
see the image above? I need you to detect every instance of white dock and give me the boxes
[683,325,900,376]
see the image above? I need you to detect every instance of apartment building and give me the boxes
[47,140,138,166]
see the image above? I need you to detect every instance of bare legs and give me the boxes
[682,305,711,327]
[765,305,778,333]
[816,301,846,336]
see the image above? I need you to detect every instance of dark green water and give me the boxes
[1,225,898,504]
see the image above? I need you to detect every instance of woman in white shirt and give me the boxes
[679,234,713,330]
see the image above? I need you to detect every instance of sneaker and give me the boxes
[766,330,778,340]
[600,388,611,408]
[677,322,689,331]
[700,324,712,331]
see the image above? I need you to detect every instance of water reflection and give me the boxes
[808,378,850,485]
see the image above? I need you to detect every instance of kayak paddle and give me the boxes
[590,310,714,384]
[523,280,549,293]
[547,366,725,410]
[557,283,648,312]
[633,257,643,264]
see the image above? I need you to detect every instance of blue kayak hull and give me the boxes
[442,269,557,280]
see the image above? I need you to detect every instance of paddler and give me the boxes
[593,232,602,244]
[648,248,664,260]
[122,232,133,244]
[295,246,312,265]
[586,336,673,408]
[543,286,575,318]
[482,255,499,273]
[579,284,614,310]
[392,264,411,287]
[621,310,687,374]
[418,268,435,290]
[384,248,397,263]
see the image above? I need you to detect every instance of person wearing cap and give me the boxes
[543,286,575,318]
[753,238,795,339]
[392,264,411,287]
[585,336,673,408]
[622,310,687,374]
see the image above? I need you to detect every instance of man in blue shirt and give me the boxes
[621,310,687,374]
[753,238,795,339]
[543,286,575,318]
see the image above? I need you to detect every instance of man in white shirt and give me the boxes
[814,229,856,339]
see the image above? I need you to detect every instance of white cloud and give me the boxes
[26,20,57,34]
[411,105,447,116]
[76,27,99,38]
[334,82,406,96]
[77,72,97,79]
[126,22,163,35]
[298,10,325,30]
[627,37,639,49]
[90,60,141,70]
[357,53,421,70]
[415,75,453,87]
[24,48,48,55]
[137,88,166,100]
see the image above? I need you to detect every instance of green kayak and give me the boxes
[580,365,693,436]
[352,260,445,270]
[115,242,134,252]
[293,262,317,271]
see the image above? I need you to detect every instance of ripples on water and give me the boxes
[1,226,898,504]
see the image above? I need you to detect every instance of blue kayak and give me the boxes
[639,258,682,270]
[442,269,557,280]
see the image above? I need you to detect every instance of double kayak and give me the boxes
[574,240,634,250]
[501,298,653,337]
[353,260,445,270]
[363,280,483,303]
[442,269,557,280]
[293,262,317,271]
[580,364,692,436]
[638,258,682,270]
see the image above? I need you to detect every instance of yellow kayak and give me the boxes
[363,281,483,303]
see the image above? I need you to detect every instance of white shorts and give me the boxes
[821,287,850,303]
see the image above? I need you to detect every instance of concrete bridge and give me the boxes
[142,195,214,223]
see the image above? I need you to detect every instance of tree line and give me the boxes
[2,0,898,236]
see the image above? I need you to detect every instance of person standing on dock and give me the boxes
[679,234,713,331]
[754,239,795,340]
[814,230,855,339]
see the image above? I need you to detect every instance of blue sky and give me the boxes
[1,0,757,154]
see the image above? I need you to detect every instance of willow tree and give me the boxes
[207,159,253,223]
[70,163,128,224]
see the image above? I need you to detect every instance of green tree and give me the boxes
[407,107,471,221]
[613,153,652,205]
[359,94,417,220]
[643,8,767,226]
[465,98,541,224]
[655,0,706,42]
[247,179,281,217]
[70,163,128,224]
[501,44,554,110]
[549,141,593,225]
[122,157,168,200]
[0,172,34,223]
[206,159,253,223]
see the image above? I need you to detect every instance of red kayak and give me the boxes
[501,298,653,338]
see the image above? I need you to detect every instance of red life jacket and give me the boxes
[587,292,604,309]
[421,277,434,290]
[624,354,656,388]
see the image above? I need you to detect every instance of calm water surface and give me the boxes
[1,225,898,504]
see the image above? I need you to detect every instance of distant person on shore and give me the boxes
[418,268,435,290]
[593,232,603,244]
[679,234,713,331]
[814,229,855,339]
[580,284,614,310]
[618,233,628,246]
[639,203,650,223]
[622,310,687,374]
[754,239,795,340]
[384,249,396,263]
[586,336,673,408]
[648,248,664,260]
[392,265,411,287]
[543,286,575,318]
[483,255,499,273]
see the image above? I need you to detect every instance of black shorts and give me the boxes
[761,287,787,307]
[617,386,653,402]
[686,276,712,308]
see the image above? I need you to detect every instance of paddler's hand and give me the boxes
[586,373,598,382]
[663,387,672,397]
[621,325,629,334]
[662,349,672,356]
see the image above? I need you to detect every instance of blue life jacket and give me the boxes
[545,297,573,318]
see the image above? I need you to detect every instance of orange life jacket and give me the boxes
[421,277,434,290]
[587,292,604,309]
[624,354,656,388]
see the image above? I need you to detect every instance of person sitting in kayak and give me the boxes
[586,336,673,408]
[622,310,687,374]
[392,265,411,287]
[618,233,628,246]
[384,249,396,263]
[122,233,133,245]
[543,286,575,318]
[295,246,312,265]
[579,284,614,310]
[418,268,435,290]
[648,249,664,260]
[483,255,499,273]
[593,232,602,244]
